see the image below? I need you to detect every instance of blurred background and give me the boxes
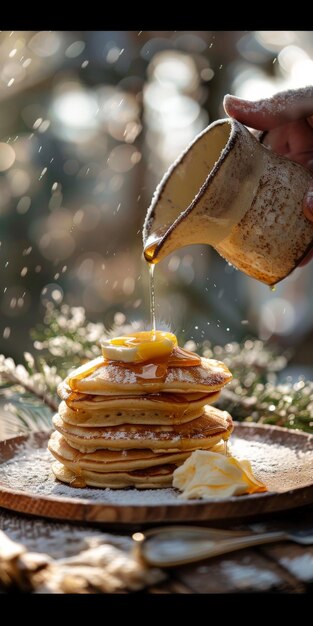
[1,30,313,374]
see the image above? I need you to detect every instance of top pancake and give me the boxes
[59,357,232,396]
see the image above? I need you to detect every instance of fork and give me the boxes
[134,525,313,568]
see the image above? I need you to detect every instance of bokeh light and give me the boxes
[0,29,312,377]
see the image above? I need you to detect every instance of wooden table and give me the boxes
[1,504,313,593]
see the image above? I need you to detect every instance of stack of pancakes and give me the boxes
[48,351,233,489]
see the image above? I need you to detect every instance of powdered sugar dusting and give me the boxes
[1,429,313,507]
[0,446,180,505]
[221,561,280,591]
[74,358,228,390]
[280,554,313,583]
[90,364,137,384]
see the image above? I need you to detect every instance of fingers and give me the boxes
[224,87,313,131]
[303,183,313,222]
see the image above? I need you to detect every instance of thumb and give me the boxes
[224,87,313,131]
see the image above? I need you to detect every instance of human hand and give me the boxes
[224,87,313,223]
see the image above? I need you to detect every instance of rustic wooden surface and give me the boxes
[2,424,313,524]
[2,424,313,592]
[1,505,313,593]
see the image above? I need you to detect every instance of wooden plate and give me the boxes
[0,423,313,524]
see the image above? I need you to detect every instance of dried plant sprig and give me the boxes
[199,339,313,433]
[0,304,313,436]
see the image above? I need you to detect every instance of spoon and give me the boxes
[133,525,313,568]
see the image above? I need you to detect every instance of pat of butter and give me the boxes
[173,449,267,499]
[101,331,177,363]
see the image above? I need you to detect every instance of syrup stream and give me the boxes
[149,264,156,334]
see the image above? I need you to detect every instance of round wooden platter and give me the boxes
[0,423,313,525]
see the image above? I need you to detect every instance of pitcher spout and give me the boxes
[143,117,258,264]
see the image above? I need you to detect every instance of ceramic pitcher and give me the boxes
[143,118,313,285]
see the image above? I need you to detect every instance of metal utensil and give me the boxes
[134,525,313,568]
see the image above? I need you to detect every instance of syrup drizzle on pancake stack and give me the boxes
[48,331,233,489]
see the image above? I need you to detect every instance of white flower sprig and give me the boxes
[0,353,60,412]
[1,303,313,435]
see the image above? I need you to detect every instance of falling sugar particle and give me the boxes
[23,246,32,256]
[38,120,51,134]
[52,182,58,191]
[3,287,7,293]
[9,49,17,58]
[35,265,42,273]
[3,327,10,339]
[33,117,43,130]
[81,60,89,68]
[241,320,249,325]
[8,78,15,87]
[226,327,230,332]
[62,265,67,273]
[54,273,60,280]
[39,167,47,180]
[5,261,9,268]
[20,267,28,277]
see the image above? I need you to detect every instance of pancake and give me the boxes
[48,431,190,472]
[58,392,220,427]
[52,407,233,453]
[52,460,174,488]
[50,331,234,490]
[59,401,202,427]
[58,386,220,418]
[61,357,232,395]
